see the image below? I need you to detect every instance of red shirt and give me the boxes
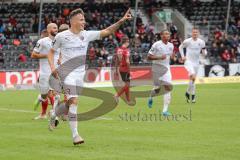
[116,46,130,72]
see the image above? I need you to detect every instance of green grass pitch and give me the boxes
[0,83,239,160]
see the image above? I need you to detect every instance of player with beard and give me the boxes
[31,23,58,119]
[48,8,132,145]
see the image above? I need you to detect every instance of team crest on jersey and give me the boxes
[64,37,70,41]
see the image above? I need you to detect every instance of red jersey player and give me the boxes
[114,36,132,104]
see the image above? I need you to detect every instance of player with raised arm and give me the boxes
[114,36,132,104]
[147,30,174,116]
[48,8,132,145]
[179,28,207,103]
[31,23,58,119]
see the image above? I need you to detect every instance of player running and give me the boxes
[114,36,132,104]
[48,8,132,145]
[147,30,174,116]
[31,23,58,120]
[179,28,207,103]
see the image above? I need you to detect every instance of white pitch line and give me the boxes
[0,107,37,114]
[95,117,113,120]
[0,107,113,120]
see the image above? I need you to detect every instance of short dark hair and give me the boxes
[69,8,84,19]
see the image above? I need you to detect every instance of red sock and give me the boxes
[41,99,48,115]
[125,86,130,101]
[49,96,54,107]
[117,85,128,97]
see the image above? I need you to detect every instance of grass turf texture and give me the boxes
[0,83,239,160]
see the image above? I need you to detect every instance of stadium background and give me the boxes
[0,1,240,160]
[0,0,240,89]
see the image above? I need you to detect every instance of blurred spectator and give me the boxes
[221,49,231,62]
[9,16,17,27]
[13,39,21,46]
[214,27,222,40]
[132,52,142,64]
[17,28,25,39]
[32,18,39,33]
[40,29,48,38]
[230,48,237,63]
[0,52,4,64]
[18,53,27,63]
[63,8,70,17]
[210,43,219,58]
[89,46,96,63]
[0,21,5,33]
[137,24,145,34]
[170,33,181,54]
[115,30,124,42]
[0,33,6,44]
[169,23,178,35]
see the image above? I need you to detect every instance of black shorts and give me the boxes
[120,72,130,82]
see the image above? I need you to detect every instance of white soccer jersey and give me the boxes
[34,37,59,75]
[148,40,174,68]
[52,30,101,72]
[180,38,205,65]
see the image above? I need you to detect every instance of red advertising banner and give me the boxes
[0,66,188,86]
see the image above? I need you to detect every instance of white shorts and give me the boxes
[184,61,199,76]
[39,74,50,94]
[63,71,85,100]
[153,69,172,88]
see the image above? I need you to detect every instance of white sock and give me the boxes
[187,80,194,94]
[163,92,171,112]
[68,104,79,138]
[192,83,196,95]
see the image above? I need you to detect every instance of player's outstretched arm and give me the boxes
[100,9,132,38]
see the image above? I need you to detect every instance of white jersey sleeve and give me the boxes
[148,42,159,55]
[84,31,101,42]
[179,38,190,58]
[182,38,191,48]
[33,39,43,53]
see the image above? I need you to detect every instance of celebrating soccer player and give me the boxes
[48,8,132,145]
[147,30,174,116]
[31,23,58,120]
[179,28,207,103]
